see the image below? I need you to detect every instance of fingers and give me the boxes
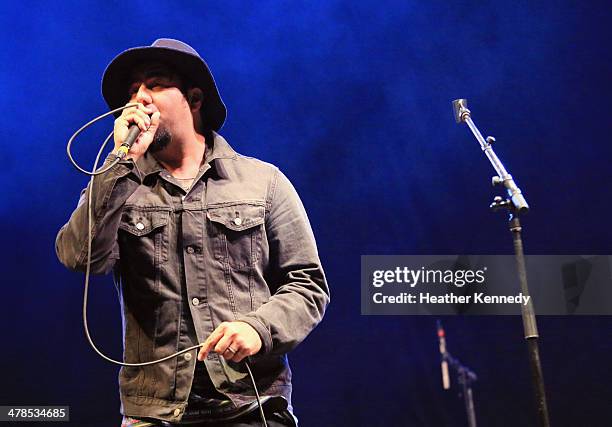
[197,323,226,361]
[214,332,236,360]
[118,103,153,132]
[217,337,249,363]
[113,103,160,159]
[144,111,161,134]
[197,322,260,363]
[230,347,250,363]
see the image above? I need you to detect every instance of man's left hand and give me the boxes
[198,321,262,363]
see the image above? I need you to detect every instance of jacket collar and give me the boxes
[135,131,237,179]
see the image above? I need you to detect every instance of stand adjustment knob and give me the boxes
[490,196,511,212]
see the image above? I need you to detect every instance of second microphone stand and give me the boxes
[438,321,478,427]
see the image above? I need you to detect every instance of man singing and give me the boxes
[56,38,329,426]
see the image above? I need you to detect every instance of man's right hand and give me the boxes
[113,103,161,162]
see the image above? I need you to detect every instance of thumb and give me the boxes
[144,111,161,135]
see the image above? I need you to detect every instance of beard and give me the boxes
[148,125,172,153]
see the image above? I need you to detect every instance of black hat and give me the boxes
[102,38,226,131]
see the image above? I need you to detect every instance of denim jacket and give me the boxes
[55,132,329,422]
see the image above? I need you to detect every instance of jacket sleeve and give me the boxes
[237,169,330,355]
[55,154,141,275]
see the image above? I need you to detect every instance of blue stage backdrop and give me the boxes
[1,1,611,426]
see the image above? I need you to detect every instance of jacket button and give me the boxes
[233,217,242,226]
[173,408,181,417]
[192,298,200,306]
[183,352,192,361]
[186,246,195,254]
[136,222,145,230]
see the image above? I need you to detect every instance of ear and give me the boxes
[187,88,203,112]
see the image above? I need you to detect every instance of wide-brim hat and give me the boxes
[102,38,226,131]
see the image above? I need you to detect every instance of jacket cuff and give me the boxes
[236,315,273,355]
[103,153,142,182]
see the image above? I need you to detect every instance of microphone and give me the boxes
[115,124,142,159]
[437,320,450,390]
[452,98,470,123]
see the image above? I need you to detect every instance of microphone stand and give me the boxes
[446,351,478,427]
[438,321,478,427]
[452,99,551,427]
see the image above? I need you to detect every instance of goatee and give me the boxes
[148,126,172,153]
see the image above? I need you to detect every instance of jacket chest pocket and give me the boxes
[207,204,265,270]
[118,209,170,271]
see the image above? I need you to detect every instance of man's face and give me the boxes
[127,62,190,152]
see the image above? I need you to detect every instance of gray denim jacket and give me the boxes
[55,132,329,422]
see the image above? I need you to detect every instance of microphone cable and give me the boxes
[67,106,268,427]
